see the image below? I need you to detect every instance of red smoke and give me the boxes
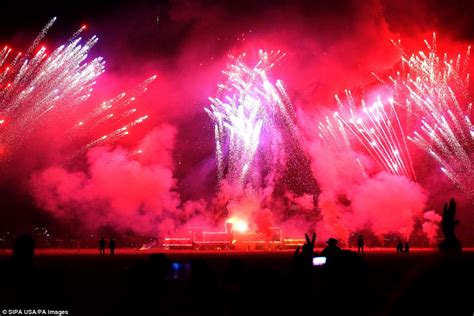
[30,125,199,236]
[422,210,442,244]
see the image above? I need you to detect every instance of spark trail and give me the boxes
[205,50,296,193]
[319,92,416,181]
[74,75,156,156]
[388,34,474,197]
[0,18,154,163]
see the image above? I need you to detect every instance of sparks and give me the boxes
[205,50,296,192]
[320,94,417,181]
[389,34,474,197]
[0,18,156,163]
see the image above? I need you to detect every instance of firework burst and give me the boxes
[0,18,153,163]
[388,34,474,197]
[319,91,416,181]
[205,50,296,192]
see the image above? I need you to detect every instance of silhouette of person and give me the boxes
[0,235,66,307]
[293,233,316,268]
[357,235,364,254]
[396,239,403,253]
[439,198,462,253]
[321,238,342,257]
[404,242,410,253]
[99,236,106,255]
[2,235,39,304]
[109,238,116,256]
[122,253,171,314]
[75,239,81,254]
[12,234,35,266]
[291,233,317,312]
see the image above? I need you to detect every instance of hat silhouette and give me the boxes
[326,238,339,245]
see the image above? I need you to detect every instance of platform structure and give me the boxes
[162,224,306,251]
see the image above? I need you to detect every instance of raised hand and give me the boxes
[293,233,316,268]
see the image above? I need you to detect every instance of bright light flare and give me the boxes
[226,217,249,233]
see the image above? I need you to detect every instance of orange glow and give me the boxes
[226,217,249,233]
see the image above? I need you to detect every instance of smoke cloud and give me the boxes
[422,210,442,244]
[30,125,206,236]
[300,110,429,244]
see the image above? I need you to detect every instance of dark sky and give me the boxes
[2,0,474,63]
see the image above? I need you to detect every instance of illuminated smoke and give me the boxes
[422,210,442,244]
[303,125,428,243]
[30,125,186,236]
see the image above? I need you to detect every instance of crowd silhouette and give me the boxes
[99,237,116,255]
[0,198,470,315]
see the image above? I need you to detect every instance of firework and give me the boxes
[74,75,156,155]
[0,18,153,162]
[389,34,473,197]
[319,92,417,181]
[205,50,296,192]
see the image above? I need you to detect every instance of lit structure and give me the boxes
[162,223,304,251]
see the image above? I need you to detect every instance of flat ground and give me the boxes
[0,248,472,315]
